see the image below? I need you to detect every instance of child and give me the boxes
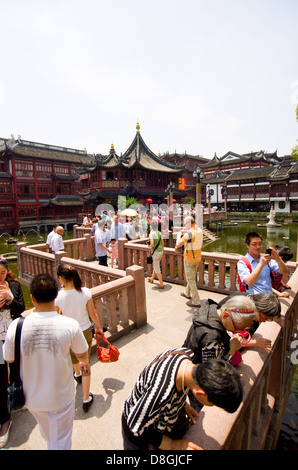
[110,238,118,267]
[271,245,293,293]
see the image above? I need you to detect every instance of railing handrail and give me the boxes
[184,268,298,450]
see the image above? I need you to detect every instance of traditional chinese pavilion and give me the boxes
[78,122,187,212]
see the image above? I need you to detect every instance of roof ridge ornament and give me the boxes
[136,121,140,133]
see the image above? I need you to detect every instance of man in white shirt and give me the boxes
[3,274,89,450]
[45,224,58,253]
[50,226,64,253]
[94,219,111,266]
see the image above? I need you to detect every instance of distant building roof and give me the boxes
[200,150,281,169]
[42,195,83,207]
[0,137,95,165]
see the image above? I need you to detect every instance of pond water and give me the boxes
[0,223,297,449]
[203,220,298,260]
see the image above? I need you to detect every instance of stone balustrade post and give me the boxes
[126,265,147,328]
[54,251,67,277]
[73,224,79,238]
[118,237,128,270]
[83,233,94,261]
[16,242,27,281]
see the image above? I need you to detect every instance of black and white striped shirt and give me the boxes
[122,348,194,448]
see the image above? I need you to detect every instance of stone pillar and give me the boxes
[73,224,78,238]
[16,242,27,282]
[118,237,128,270]
[126,265,147,328]
[84,233,94,261]
[54,251,67,278]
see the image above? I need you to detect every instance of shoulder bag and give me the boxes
[7,316,26,411]
[147,234,161,264]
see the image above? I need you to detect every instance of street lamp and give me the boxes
[207,184,211,221]
[221,185,227,213]
[207,184,213,222]
[166,182,175,222]
[192,167,204,229]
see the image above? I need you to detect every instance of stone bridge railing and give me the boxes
[118,238,297,295]
[16,243,146,343]
[185,267,298,450]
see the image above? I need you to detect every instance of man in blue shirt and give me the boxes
[237,232,288,295]
[111,214,126,241]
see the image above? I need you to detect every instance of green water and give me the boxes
[203,221,298,260]
[0,223,297,449]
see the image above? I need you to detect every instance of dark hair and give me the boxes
[30,274,59,303]
[245,232,263,245]
[252,293,281,318]
[193,359,243,413]
[151,220,158,231]
[0,258,18,282]
[275,245,293,262]
[56,264,82,292]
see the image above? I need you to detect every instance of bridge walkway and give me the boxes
[5,281,225,450]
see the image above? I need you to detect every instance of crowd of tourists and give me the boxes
[0,204,294,450]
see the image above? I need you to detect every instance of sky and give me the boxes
[0,0,297,160]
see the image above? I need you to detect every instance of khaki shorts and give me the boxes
[70,326,93,364]
[152,251,163,274]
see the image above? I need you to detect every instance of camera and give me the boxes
[265,248,272,255]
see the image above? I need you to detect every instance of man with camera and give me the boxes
[237,231,288,295]
[176,216,203,307]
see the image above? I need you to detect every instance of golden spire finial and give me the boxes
[111,143,114,150]
[136,121,140,133]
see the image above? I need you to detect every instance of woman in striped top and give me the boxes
[122,348,243,450]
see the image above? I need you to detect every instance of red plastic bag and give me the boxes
[96,333,120,363]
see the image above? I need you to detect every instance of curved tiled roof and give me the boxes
[92,128,184,173]
[2,138,95,165]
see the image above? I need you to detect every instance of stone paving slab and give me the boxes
[4,280,225,451]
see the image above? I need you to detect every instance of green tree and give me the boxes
[292,105,298,161]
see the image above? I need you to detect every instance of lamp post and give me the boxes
[166,182,175,222]
[193,167,204,229]
[221,185,227,213]
[207,184,212,222]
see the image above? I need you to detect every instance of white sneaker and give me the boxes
[0,420,12,449]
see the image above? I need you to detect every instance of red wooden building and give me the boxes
[0,136,94,232]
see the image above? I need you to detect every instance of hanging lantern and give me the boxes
[172,199,176,204]
[146,198,153,204]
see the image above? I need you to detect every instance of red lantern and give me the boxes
[172,199,176,204]
[146,198,153,204]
